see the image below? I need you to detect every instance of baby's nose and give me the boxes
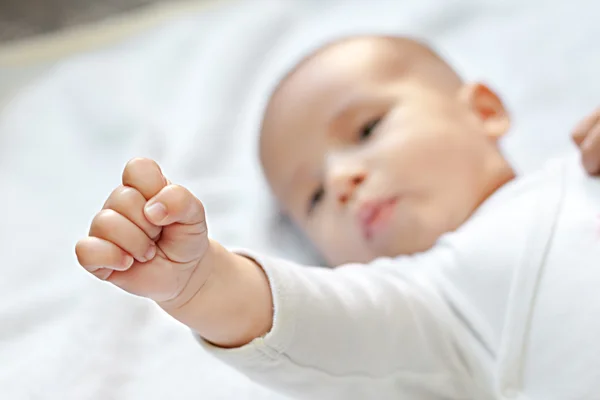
[331,171,366,205]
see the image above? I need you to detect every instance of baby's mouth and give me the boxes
[357,196,399,240]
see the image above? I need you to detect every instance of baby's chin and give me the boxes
[319,220,436,266]
[362,231,436,262]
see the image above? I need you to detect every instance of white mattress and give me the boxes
[1,0,599,398]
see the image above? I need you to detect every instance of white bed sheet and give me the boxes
[1,0,599,398]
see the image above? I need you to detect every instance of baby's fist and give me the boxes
[572,108,600,175]
[75,158,212,309]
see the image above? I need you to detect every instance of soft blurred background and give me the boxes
[1,0,172,41]
[0,0,224,104]
[1,0,599,399]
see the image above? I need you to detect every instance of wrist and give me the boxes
[162,240,274,348]
[157,238,218,313]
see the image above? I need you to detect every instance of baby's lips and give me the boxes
[357,197,396,227]
[356,196,399,240]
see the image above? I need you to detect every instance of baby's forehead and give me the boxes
[262,37,423,138]
[267,37,413,119]
[280,36,414,89]
[265,36,449,130]
[282,35,457,93]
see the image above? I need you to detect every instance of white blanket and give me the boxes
[1,0,599,398]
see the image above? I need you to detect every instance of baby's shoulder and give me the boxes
[490,156,573,210]
[506,154,600,218]
[441,156,574,260]
[465,157,569,232]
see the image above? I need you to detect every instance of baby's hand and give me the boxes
[75,158,213,310]
[572,107,600,175]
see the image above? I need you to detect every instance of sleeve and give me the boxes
[195,249,474,400]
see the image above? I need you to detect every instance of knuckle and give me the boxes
[171,184,188,200]
[170,184,203,211]
[74,240,87,263]
[126,157,152,169]
[75,240,95,267]
[162,184,186,205]
[123,157,157,180]
[107,186,142,209]
[91,209,119,235]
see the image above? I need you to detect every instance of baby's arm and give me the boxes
[75,158,469,399]
[200,251,470,399]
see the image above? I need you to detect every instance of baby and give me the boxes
[76,36,600,399]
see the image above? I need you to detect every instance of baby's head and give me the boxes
[259,35,515,266]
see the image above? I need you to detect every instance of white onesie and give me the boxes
[198,156,600,400]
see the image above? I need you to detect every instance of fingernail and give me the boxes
[145,202,167,223]
[122,254,134,269]
[143,244,156,262]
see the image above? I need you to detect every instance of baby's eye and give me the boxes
[308,186,325,214]
[359,118,381,141]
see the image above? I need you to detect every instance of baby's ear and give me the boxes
[460,83,510,140]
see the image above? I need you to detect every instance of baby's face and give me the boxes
[260,37,513,266]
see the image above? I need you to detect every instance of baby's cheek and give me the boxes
[389,200,441,255]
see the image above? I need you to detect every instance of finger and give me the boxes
[103,185,162,240]
[144,184,209,264]
[572,109,600,146]
[106,256,195,302]
[144,184,206,227]
[581,124,600,175]
[122,158,168,200]
[89,209,157,263]
[75,236,134,274]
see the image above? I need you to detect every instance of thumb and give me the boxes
[144,184,209,264]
